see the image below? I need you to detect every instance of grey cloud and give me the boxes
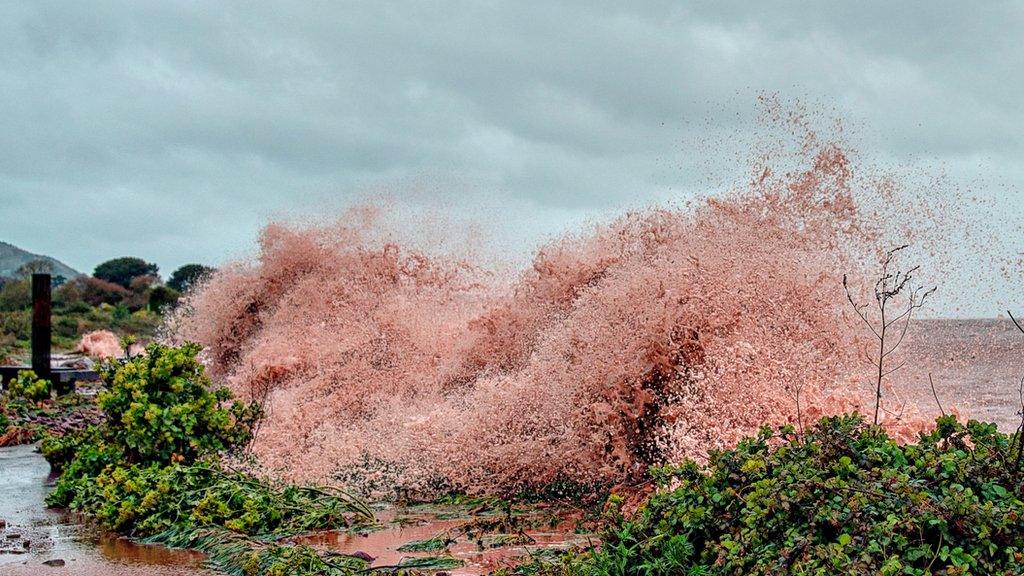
[0,1,1021,307]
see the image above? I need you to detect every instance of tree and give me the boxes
[147,285,181,312]
[167,264,214,293]
[61,276,130,307]
[844,245,935,425]
[124,274,160,311]
[16,258,54,278]
[0,278,30,311]
[93,257,159,289]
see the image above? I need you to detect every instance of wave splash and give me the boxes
[171,111,953,496]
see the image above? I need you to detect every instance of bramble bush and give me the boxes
[525,414,1024,576]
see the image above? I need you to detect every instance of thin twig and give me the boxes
[928,373,945,417]
[844,245,933,426]
[1009,310,1024,334]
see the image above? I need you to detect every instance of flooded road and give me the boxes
[0,444,210,576]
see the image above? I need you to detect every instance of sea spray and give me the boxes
[173,160,884,495]
[169,103,1019,496]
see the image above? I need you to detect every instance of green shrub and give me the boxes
[49,459,372,539]
[44,342,374,576]
[98,342,260,465]
[7,370,51,402]
[534,414,1024,576]
[0,310,30,341]
[0,279,30,311]
[45,342,261,492]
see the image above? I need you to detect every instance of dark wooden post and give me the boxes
[31,273,53,385]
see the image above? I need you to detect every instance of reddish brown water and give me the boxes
[168,101,1021,496]
[299,505,590,575]
[1,319,1020,575]
[173,152,874,493]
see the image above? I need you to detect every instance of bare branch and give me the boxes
[881,358,908,378]
[928,373,945,417]
[843,244,929,426]
[1009,310,1024,335]
[844,274,880,338]
[884,287,935,358]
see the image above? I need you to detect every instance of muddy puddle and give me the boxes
[0,443,211,576]
[299,503,592,575]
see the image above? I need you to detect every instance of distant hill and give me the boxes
[0,241,81,280]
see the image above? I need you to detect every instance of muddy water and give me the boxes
[0,442,588,576]
[301,504,591,575]
[0,444,211,576]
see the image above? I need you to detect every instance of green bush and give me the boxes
[0,310,30,341]
[47,458,372,539]
[0,279,30,311]
[534,414,1023,576]
[7,370,51,402]
[98,342,260,465]
[43,342,374,575]
[45,342,261,486]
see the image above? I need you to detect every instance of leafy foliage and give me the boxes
[147,284,181,312]
[7,369,51,402]
[168,263,215,293]
[93,256,160,289]
[58,276,131,307]
[43,342,376,576]
[45,342,260,499]
[525,415,1024,576]
[0,278,31,311]
[48,460,372,538]
[2,283,162,362]
[100,342,260,464]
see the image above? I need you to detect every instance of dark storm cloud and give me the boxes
[0,1,1021,290]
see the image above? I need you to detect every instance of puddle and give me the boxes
[300,503,593,575]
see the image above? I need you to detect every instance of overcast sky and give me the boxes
[1,2,1022,308]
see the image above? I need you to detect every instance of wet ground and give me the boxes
[0,444,211,576]
[0,443,588,576]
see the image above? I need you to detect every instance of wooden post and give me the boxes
[31,273,53,386]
